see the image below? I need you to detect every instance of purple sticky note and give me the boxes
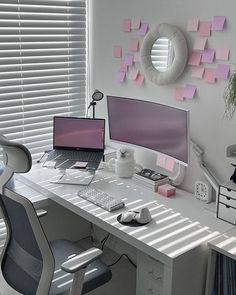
[212,16,226,31]
[138,23,149,36]
[216,64,230,80]
[183,84,197,99]
[201,48,215,63]
[125,54,134,66]
[122,19,131,32]
[116,71,126,82]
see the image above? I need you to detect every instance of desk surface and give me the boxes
[20,164,233,266]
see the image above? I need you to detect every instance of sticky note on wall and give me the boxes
[212,16,226,31]
[113,45,122,58]
[187,16,199,31]
[129,38,139,52]
[122,19,131,32]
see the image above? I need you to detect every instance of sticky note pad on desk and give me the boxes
[158,184,176,197]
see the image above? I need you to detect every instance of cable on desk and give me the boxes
[108,253,137,268]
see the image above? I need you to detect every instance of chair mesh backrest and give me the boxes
[0,192,43,295]
[0,135,54,295]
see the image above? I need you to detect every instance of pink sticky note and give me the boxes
[201,48,215,63]
[204,68,216,84]
[183,84,197,99]
[216,46,230,61]
[191,66,205,79]
[134,52,140,62]
[131,17,141,29]
[116,71,126,82]
[193,37,207,50]
[175,86,185,101]
[212,16,226,31]
[187,17,199,31]
[128,68,139,80]
[135,74,145,86]
[165,158,175,173]
[129,38,139,52]
[119,60,128,72]
[138,23,149,36]
[216,64,230,80]
[198,21,211,37]
[188,52,202,66]
[113,45,122,58]
[125,54,134,66]
[122,19,131,32]
[156,154,166,168]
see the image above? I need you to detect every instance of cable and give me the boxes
[101,234,110,250]
[108,253,136,268]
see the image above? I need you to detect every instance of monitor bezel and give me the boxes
[106,95,190,166]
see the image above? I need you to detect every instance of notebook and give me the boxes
[46,116,105,171]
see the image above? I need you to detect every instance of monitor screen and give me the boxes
[53,117,105,150]
[107,96,189,165]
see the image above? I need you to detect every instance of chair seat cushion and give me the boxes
[49,239,112,295]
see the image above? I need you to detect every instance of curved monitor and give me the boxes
[107,96,189,165]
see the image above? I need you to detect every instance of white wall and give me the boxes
[89,0,236,193]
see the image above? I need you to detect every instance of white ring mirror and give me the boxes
[140,23,188,85]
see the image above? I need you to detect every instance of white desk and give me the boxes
[20,164,234,295]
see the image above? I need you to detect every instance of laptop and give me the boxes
[46,116,105,171]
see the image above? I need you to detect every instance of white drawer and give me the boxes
[220,186,236,200]
[219,194,236,208]
[218,203,236,224]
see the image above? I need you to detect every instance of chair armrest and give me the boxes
[36,209,47,218]
[61,247,102,273]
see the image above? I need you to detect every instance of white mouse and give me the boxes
[120,211,136,223]
[135,208,152,224]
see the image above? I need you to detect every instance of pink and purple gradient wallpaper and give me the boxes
[107,96,189,164]
[54,117,105,149]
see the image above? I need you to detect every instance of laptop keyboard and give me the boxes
[47,150,103,163]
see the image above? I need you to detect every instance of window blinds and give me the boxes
[0,0,87,160]
[151,38,174,72]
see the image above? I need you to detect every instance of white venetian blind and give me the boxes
[151,38,174,72]
[0,0,87,160]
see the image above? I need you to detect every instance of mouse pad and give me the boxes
[117,213,150,227]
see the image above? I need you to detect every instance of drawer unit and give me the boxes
[220,186,236,200]
[218,194,236,208]
[217,184,236,225]
[217,203,236,224]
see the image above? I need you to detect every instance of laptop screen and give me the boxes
[53,117,105,150]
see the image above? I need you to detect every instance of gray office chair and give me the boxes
[0,135,112,295]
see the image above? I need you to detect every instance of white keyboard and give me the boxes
[78,187,125,212]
